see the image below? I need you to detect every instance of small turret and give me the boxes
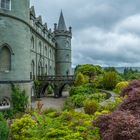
[54,11,72,76]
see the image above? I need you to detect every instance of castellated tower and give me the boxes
[0,0,31,99]
[54,11,72,76]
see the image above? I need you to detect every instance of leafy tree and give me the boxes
[104,67,118,73]
[123,67,140,80]
[74,72,85,86]
[102,71,117,90]
[75,64,103,76]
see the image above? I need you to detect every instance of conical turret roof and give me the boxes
[58,11,67,31]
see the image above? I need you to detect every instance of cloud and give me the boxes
[31,0,140,67]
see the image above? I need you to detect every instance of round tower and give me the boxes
[0,0,31,98]
[54,11,72,76]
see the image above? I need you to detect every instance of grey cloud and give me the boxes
[31,0,140,67]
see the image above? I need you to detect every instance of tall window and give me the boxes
[31,37,34,49]
[45,46,47,56]
[31,60,35,79]
[0,0,11,10]
[49,49,51,59]
[39,42,42,54]
[0,46,11,72]
[38,61,43,76]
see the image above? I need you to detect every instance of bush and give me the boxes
[114,81,128,93]
[72,94,87,107]
[121,79,140,96]
[94,111,140,140]
[84,100,98,115]
[11,114,37,140]
[0,113,9,140]
[74,72,85,86]
[88,92,106,102]
[94,80,140,140]
[11,84,28,113]
[69,84,97,96]
[102,71,117,90]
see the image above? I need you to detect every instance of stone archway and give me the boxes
[59,83,72,97]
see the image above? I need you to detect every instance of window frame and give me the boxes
[0,0,11,10]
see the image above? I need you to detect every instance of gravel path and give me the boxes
[31,91,69,110]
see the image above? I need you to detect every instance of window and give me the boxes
[31,60,35,79]
[49,49,51,59]
[38,61,43,76]
[45,46,47,56]
[39,42,42,54]
[0,0,11,10]
[0,46,11,72]
[31,37,34,49]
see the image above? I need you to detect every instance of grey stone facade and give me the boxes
[0,0,72,100]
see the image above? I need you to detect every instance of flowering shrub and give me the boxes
[11,114,37,140]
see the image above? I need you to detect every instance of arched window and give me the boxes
[45,64,47,75]
[0,0,11,10]
[38,61,43,76]
[31,37,34,49]
[31,60,35,79]
[49,48,51,59]
[45,46,47,56]
[39,42,42,54]
[0,46,11,72]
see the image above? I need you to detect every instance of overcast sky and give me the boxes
[30,0,140,67]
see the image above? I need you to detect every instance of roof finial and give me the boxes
[58,10,67,31]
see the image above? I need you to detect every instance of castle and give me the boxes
[0,0,72,102]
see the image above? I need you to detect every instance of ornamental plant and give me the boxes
[94,111,140,140]
[94,80,140,140]
[11,114,37,140]
[114,81,128,93]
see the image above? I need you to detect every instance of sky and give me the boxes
[30,0,140,67]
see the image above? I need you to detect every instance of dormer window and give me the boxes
[0,0,11,10]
